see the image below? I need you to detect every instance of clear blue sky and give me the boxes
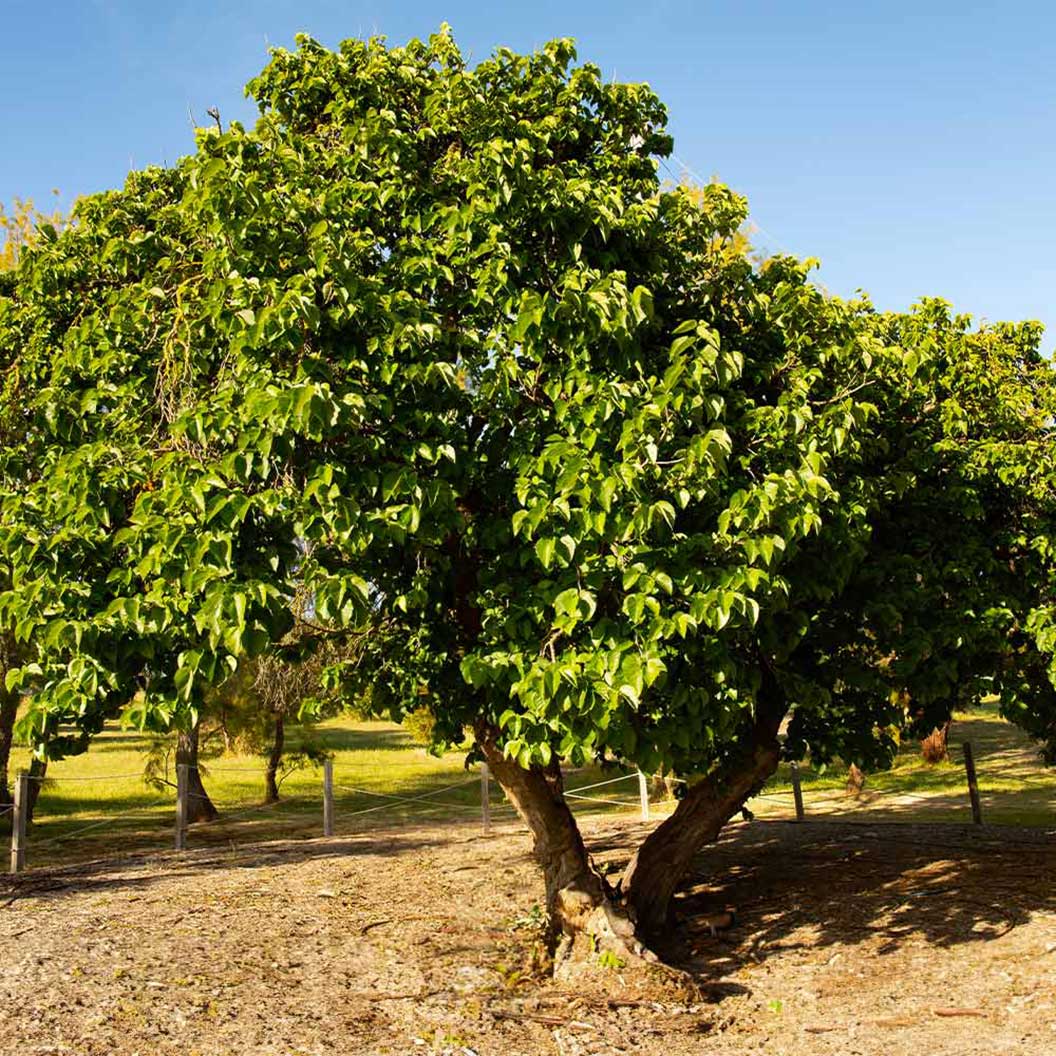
[4,1,1054,346]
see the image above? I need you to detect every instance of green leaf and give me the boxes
[535,537,556,570]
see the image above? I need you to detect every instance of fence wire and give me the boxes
[9,743,1055,876]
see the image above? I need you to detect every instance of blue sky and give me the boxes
[4,1,1054,346]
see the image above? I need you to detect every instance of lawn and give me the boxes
[5,717,645,869]
[758,702,1056,826]
[6,702,1054,871]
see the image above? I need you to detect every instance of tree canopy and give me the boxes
[1,27,1054,953]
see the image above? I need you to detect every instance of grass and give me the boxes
[6,717,643,870]
[758,702,1056,827]
[6,702,1054,872]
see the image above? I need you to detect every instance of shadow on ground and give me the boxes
[659,820,1056,984]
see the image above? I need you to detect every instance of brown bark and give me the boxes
[177,723,219,823]
[621,666,788,937]
[264,714,284,804]
[920,718,952,764]
[475,724,651,961]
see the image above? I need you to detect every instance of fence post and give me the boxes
[480,762,491,836]
[174,763,189,851]
[790,762,805,822]
[638,771,650,822]
[10,770,28,874]
[323,758,334,837]
[962,741,983,825]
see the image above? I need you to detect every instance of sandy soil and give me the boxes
[2,817,1054,1055]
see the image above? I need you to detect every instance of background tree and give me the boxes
[212,632,347,802]
[0,193,67,813]
[1,30,1054,963]
[0,194,64,272]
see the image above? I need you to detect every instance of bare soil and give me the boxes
[2,817,1054,1055]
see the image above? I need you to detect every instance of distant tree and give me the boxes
[0,194,64,271]
[214,633,347,802]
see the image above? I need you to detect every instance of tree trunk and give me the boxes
[25,757,47,823]
[264,714,284,804]
[0,682,17,808]
[0,630,21,807]
[475,723,651,961]
[177,723,219,823]
[621,666,788,938]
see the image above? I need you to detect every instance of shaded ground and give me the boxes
[2,817,1054,1055]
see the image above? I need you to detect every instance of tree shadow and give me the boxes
[671,820,1056,983]
[0,825,477,906]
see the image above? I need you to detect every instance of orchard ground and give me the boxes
[2,708,1055,1054]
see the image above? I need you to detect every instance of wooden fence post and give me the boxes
[962,742,983,825]
[10,770,28,874]
[480,762,491,836]
[323,758,334,837]
[174,763,189,851]
[638,771,650,822]
[790,762,805,822]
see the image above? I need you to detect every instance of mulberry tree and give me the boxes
[2,29,1055,956]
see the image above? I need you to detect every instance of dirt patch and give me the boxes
[2,818,1054,1055]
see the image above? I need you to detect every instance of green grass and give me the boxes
[6,717,643,869]
[6,702,1054,872]
[758,702,1056,826]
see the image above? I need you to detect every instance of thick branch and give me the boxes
[621,663,788,936]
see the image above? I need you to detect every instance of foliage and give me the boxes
[402,704,437,748]
[0,193,65,273]
[1,27,1055,937]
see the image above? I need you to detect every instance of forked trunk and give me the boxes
[264,714,284,804]
[177,724,219,823]
[621,740,781,936]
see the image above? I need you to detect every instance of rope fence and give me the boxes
[24,772,148,782]
[6,738,1053,875]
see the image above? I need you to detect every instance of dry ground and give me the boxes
[2,817,1055,1056]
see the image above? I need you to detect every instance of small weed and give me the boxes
[494,962,525,989]
[597,949,625,970]
[767,998,784,1015]
[507,902,545,935]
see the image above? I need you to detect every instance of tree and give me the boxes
[1,30,1054,962]
[208,631,346,802]
[0,193,67,810]
[0,194,64,272]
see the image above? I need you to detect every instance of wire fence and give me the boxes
[5,737,1054,875]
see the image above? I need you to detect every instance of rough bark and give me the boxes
[177,723,219,823]
[264,714,284,804]
[621,666,788,937]
[920,718,952,764]
[476,723,652,962]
